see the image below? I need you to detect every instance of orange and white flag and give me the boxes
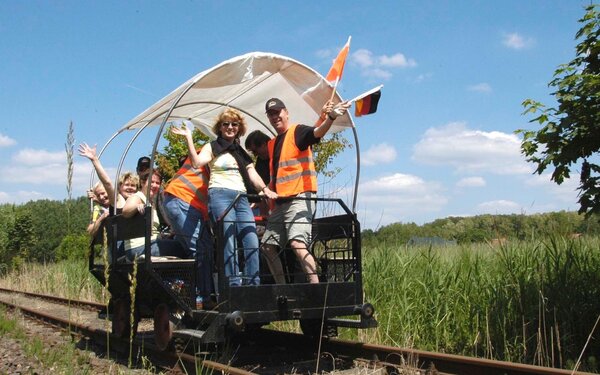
[326,36,351,84]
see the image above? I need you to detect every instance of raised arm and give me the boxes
[314,100,335,126]
[313,101,351,139]
[78,143,117,207]
[171,125,213,168]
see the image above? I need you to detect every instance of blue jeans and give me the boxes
[163,193,214,298]
[209,188,260,286]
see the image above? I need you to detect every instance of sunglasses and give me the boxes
[221,121,240,128]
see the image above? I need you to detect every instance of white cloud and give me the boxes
[351,48,416,80]
[0,133,16,147]
[352,49,374,68]
[0,159,92,186]
[476,199,522,214]
[524,173,579,204]
[412,122,532,175]
[12,148,65,166]
[365,68,393,80]
[502,32,534,50]
[456,176,486,187]
[379,53,417,68]
[362,143,397,166]
[467,83,492,93]
[357,173,448,228]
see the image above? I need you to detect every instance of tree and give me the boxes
[55,233,90,260]
[155,125,211,183]
[518,5,600,216]
[6,210,36,268]
[313,132,351,178]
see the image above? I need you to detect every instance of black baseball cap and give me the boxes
[265,98,286,112]
[136,156,151,172]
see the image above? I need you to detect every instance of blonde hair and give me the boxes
[211,108,247,139]
[93,181,106,195]
[118,171,139,188]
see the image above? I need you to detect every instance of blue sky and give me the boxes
[0,1,592,229]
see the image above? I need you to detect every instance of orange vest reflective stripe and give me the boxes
[164,154,209,218]
[268,124,317,197]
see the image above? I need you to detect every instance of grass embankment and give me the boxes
[358,235,600,372]
[0,260,103,302]
[0,236,598,371]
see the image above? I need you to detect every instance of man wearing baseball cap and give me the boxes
[136,156,151,177]
[261,97,350,284]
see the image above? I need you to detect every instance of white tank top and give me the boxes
[209,152,246,192]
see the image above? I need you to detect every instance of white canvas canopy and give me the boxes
[120,52,355,143]
[101,52,361,211]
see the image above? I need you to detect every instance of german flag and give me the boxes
[353,85,382,117]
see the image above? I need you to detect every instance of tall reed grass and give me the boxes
[0,260,103,302]
[0,236,598,371]
[357,235,600,371]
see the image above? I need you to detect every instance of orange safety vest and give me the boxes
[267,124,317,197]
[164,153,209,218]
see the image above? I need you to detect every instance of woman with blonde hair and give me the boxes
[172,108,277,286]
[79,143,138,209]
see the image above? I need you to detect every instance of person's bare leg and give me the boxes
[262,244,286,284]
[290,239,318,283]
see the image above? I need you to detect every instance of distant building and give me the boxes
[407,236,457,247]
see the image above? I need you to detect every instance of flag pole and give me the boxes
[329,77,340,102]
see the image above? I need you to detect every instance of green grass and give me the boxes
[1,237,599,372]
[0,306,22,337]
[0,259,104,302]
[357,235,600,371]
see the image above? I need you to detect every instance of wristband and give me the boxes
[328,113,335,121]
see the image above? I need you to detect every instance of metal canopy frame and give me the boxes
[89,53,362,213]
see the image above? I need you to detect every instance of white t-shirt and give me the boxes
[208,152,246,192]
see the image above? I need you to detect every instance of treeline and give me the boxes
[362,211,600,247]
[0,197,90,272]
[1,196,598,271]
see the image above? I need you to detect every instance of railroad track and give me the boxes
[0,288,247,374]
[0,287,594,375]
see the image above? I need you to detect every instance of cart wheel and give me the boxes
[112,298,130,338]
[154,303,175,351]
